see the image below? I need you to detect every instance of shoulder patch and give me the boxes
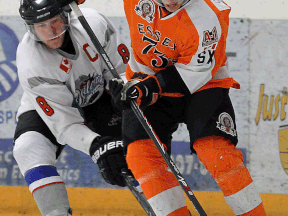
[135,0,156,23]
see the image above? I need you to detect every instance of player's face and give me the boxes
[34,14,66,49]
[162,0,185,12]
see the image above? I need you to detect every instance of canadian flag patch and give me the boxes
[60,57,72,74]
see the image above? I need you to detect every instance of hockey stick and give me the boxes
[69,2,206,215]
[121,169,156,216]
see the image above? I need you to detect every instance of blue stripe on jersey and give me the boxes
[25,165,59,185]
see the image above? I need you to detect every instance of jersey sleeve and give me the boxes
[82,9,129,88]
[173,1,238,94]
[16,43,98,155]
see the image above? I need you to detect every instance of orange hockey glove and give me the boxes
[109,66,190,110]
[125,72,162,106]
[110,72,162,108]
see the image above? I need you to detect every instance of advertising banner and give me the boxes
[249,20,288,194]
[0,17,25,139]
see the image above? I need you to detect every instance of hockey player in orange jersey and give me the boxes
[109,0,267,215]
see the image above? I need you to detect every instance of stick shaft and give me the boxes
[122,169,156,216]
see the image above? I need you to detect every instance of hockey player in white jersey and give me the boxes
[13,0,131,215]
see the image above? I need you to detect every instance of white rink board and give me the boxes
[0,16,26,138]
[248,20,288,194]
[0,15,288,194]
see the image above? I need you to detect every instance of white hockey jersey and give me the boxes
[16,8,128,155]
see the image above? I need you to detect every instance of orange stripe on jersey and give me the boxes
[195,77,240,93]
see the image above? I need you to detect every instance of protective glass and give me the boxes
[25,12,69,41]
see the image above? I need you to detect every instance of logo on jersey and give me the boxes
[202,27,218,47]
[216,112,237,136]
[135,0,155,23]
[60,57,72,74]
[0,23,19,102]
[75,74,104,107]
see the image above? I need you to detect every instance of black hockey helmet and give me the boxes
[19,0,63,24]
[19,0,69,41]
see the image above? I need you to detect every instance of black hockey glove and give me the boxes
[109,78,130,111]
[89,136,129,187]
[109,72,162,108]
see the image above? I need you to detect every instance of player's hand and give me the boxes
[121,72,162,107]
[89,136,129,187]
[109,78,130,111]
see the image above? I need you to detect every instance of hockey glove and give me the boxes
[109,72,162,108]
[109,78,130,111]
[89,136,129,187]
[110,66,190,109]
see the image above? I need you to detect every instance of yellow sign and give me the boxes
[279,126,288,175]
[255,84,288,175]
[255,84,287,125]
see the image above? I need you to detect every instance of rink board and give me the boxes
[0,186,287,216]
[0,138,246,191]
[1,12,288,215]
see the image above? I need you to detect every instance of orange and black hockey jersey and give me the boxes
[123,0,240,95]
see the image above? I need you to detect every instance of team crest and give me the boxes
[279,126,288,175]
[216,112,237,136]
[202,27,218,47]
[135,0,155,23]
[74,74,104,107]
